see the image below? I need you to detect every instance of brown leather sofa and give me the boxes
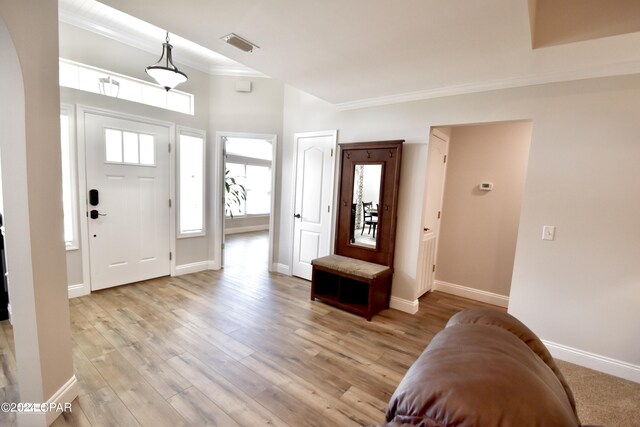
[381,308,587,427]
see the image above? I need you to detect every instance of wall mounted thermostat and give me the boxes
[479,182,493,191]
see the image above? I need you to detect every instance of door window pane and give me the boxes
[139,134,155,165]
[105,129,122,162]
[105,129,155,166]
[123,131,139,163]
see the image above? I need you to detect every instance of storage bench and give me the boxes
[311,254,393,321]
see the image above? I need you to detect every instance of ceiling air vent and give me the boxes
[221,33,259,53]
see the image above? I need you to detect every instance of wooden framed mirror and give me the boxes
[335,140,403,267]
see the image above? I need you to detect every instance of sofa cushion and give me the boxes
[446,308,578,417]
[385,323,580,427]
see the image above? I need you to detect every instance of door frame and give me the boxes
[76,105,176,292]
[288,130,338,277]
[212,131,278,271]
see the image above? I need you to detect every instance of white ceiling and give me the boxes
[62,0,640,109]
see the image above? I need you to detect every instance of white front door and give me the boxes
[417,129,449,296]
[291,131,337,280]
[85,113,171,291]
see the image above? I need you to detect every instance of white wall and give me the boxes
[281,74,640,380]
[360,166,382,206]
[58,23,285,272]
[208,75,284,266]
[59,22,212,274]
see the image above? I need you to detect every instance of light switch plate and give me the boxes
[542,225,555,241]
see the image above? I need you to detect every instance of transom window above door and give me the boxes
[104,128,155,166]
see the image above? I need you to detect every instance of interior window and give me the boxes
[246,165,271,215]
[225,161,271,217]
[59,58,194,115]
[178,130,205,236]
[60,107,79,249]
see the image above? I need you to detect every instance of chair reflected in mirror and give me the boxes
[362,202,378,238]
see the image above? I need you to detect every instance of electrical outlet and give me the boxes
[542,225,555,241]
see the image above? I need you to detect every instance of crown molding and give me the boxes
[335,60,640,111]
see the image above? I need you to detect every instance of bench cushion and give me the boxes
[312,254,390,280]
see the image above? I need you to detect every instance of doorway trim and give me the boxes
[213,131,278,272]
[76,105,176,293]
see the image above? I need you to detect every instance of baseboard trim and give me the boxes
[389,296,419,314]
[224,224,269,235]
[174,261,210,276]
[16,375,80,426]
[45,374,78,424]
[272,263,291,275]
[67,283,89,299]
[433,280,509,308]
[543,340,640,384]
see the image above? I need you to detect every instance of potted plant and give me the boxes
[225,168,245,218]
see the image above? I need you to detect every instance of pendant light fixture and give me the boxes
[145,32,188,91]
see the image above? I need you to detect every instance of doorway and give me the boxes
[80,109,173,291]
[419,121,532,306]
[217,133,277,273]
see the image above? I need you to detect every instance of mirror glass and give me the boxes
[350,164,382,249]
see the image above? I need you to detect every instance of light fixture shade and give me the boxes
[145,33,188,91]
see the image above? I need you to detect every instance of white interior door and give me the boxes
[85,113,171,291]
[417,129,449,296]
[291,131,337,280]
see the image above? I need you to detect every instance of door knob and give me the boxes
[90,210,107,219]
[294,213,301,219]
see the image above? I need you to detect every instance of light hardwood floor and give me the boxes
[0,231,499,427]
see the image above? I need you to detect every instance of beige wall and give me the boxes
[436,121,532,297]
[280,74,640,376]
[0,0,75,422]
[533,0,640,47]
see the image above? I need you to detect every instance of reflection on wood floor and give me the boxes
[0,231,498,427]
